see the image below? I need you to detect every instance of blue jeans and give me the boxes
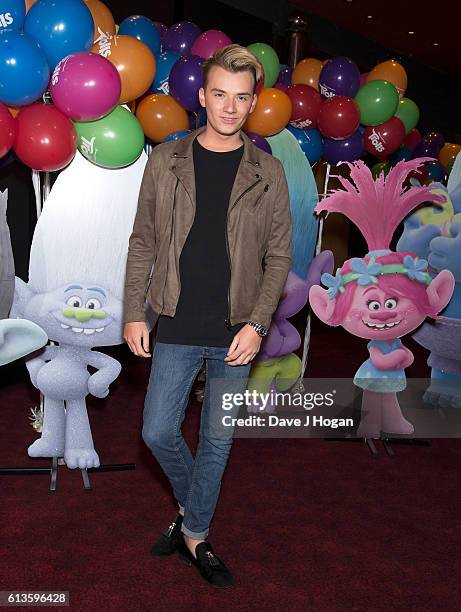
[142,341,251,540]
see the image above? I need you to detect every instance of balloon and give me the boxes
[84,0,116,44]
[274,81,289,92]
[404,128,421,152]
[412,139,441,159]
[287,125,323,164]
[278,65,293,87]
[367,60,407,97]
[291,58,322,91]
[244,131,272,154]
[50,52,121,120]
[163,130,191,142]
[14,103,77,171]
[371,160,391,179]
[446,157,456,176]
[136,93,189,142]
[394,98,419,135]
[24,0,94,70]
[317,96,360,140]
[0,32,50,106]
[318,56,360,98]
[0,104,15,158]
[247,42,279,88]
[424,160,445,181]
[74,104,144,167]
[195,106,207,128]
[364,117,405,160]
[243,88,292,137]
[191,29,232,59]
[354,79,399,126]
[163,21,202,55]
[323,130,363,164]
[169,54,203,112]
[92,35,156,103]
[153,21,168,45]
[0,0,25,32]
[359,72,369,88]
[423,130,444,148]
[439,143,461,168]
[151,51,180,95]
[286,84,322,130]
[118,15,161,57]
[389,144,412,164]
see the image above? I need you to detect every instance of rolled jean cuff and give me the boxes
[181,523,209,540]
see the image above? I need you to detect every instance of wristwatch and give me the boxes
[247,320,269,337]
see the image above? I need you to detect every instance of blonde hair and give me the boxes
[201,44,265,93]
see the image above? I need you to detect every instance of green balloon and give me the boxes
[355,80,399,126]
[371,160,391,179]
[74,105,145,169]
[247,42,280,88]
[394,98,419,135]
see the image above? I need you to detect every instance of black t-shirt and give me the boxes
[156,135,246,347]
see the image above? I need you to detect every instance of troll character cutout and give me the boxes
[309,159,455,439]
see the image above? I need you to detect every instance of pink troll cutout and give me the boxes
[309,158,455,439]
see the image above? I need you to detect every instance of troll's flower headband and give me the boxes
[321,254,432,300]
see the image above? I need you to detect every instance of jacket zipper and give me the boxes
[224,177,262,329]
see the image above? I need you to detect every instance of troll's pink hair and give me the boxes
[315,158,446,251]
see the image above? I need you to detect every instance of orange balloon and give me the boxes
[91,35,156,104]
[25,0,37,12]
[367,60,408,97]
[136,94,189,142]
[84,0,116,43]
[439,143,461,168]
[244,88,292,137]
[292,58,323,92]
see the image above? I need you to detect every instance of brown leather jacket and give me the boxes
[123,126,292,330]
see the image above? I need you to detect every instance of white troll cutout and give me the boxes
[11,150,148,469]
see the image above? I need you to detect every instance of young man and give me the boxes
[123,44,292,588]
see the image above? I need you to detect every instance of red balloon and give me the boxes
[14,104,77,171]
[364,117,405,160]
[0,104,15,159]
[286,84,322,129]
[404,128,422,152]
[317,95,360,140]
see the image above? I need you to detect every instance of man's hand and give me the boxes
[224,324,262,366]
[123,321,151,358]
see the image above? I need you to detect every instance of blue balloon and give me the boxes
[119,15,161,57]
[0,32,50,106]
[195,106,207,128]
[163,130,191,142]
[0,0,25,33]
[389,144,412,164]
[150,51,180,95]
[24,0,93,70]
[287,125,323,164]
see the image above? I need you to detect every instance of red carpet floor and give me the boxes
[1,329,460,611]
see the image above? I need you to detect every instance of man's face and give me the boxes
[198,65,257,136]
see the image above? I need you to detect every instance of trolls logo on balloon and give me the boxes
[319,84,335,98]
[80,136,97,161]
[51,58,70,87]
[367,128,385,154]
[0,12,13,28]
[94,27,113,57]
[291,118,313,130]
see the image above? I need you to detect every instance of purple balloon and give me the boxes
[191,29,232,59]
[163,20,202,55]
[274,81,289,92]
[319,56,360,98]
[412,140,442,158]
[245,131,272,154]
[169,54,203,112]
[422,130,445,148]
[153,21,168,42]
[323,130,364,164]
[278,65,293,87]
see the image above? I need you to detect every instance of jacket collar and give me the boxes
[168,126,266,211]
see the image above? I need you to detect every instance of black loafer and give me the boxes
[179,537,234,588]
[150,513,184,556]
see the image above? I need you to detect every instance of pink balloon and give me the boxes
[50,52,122,121]
[191,29,232,59]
